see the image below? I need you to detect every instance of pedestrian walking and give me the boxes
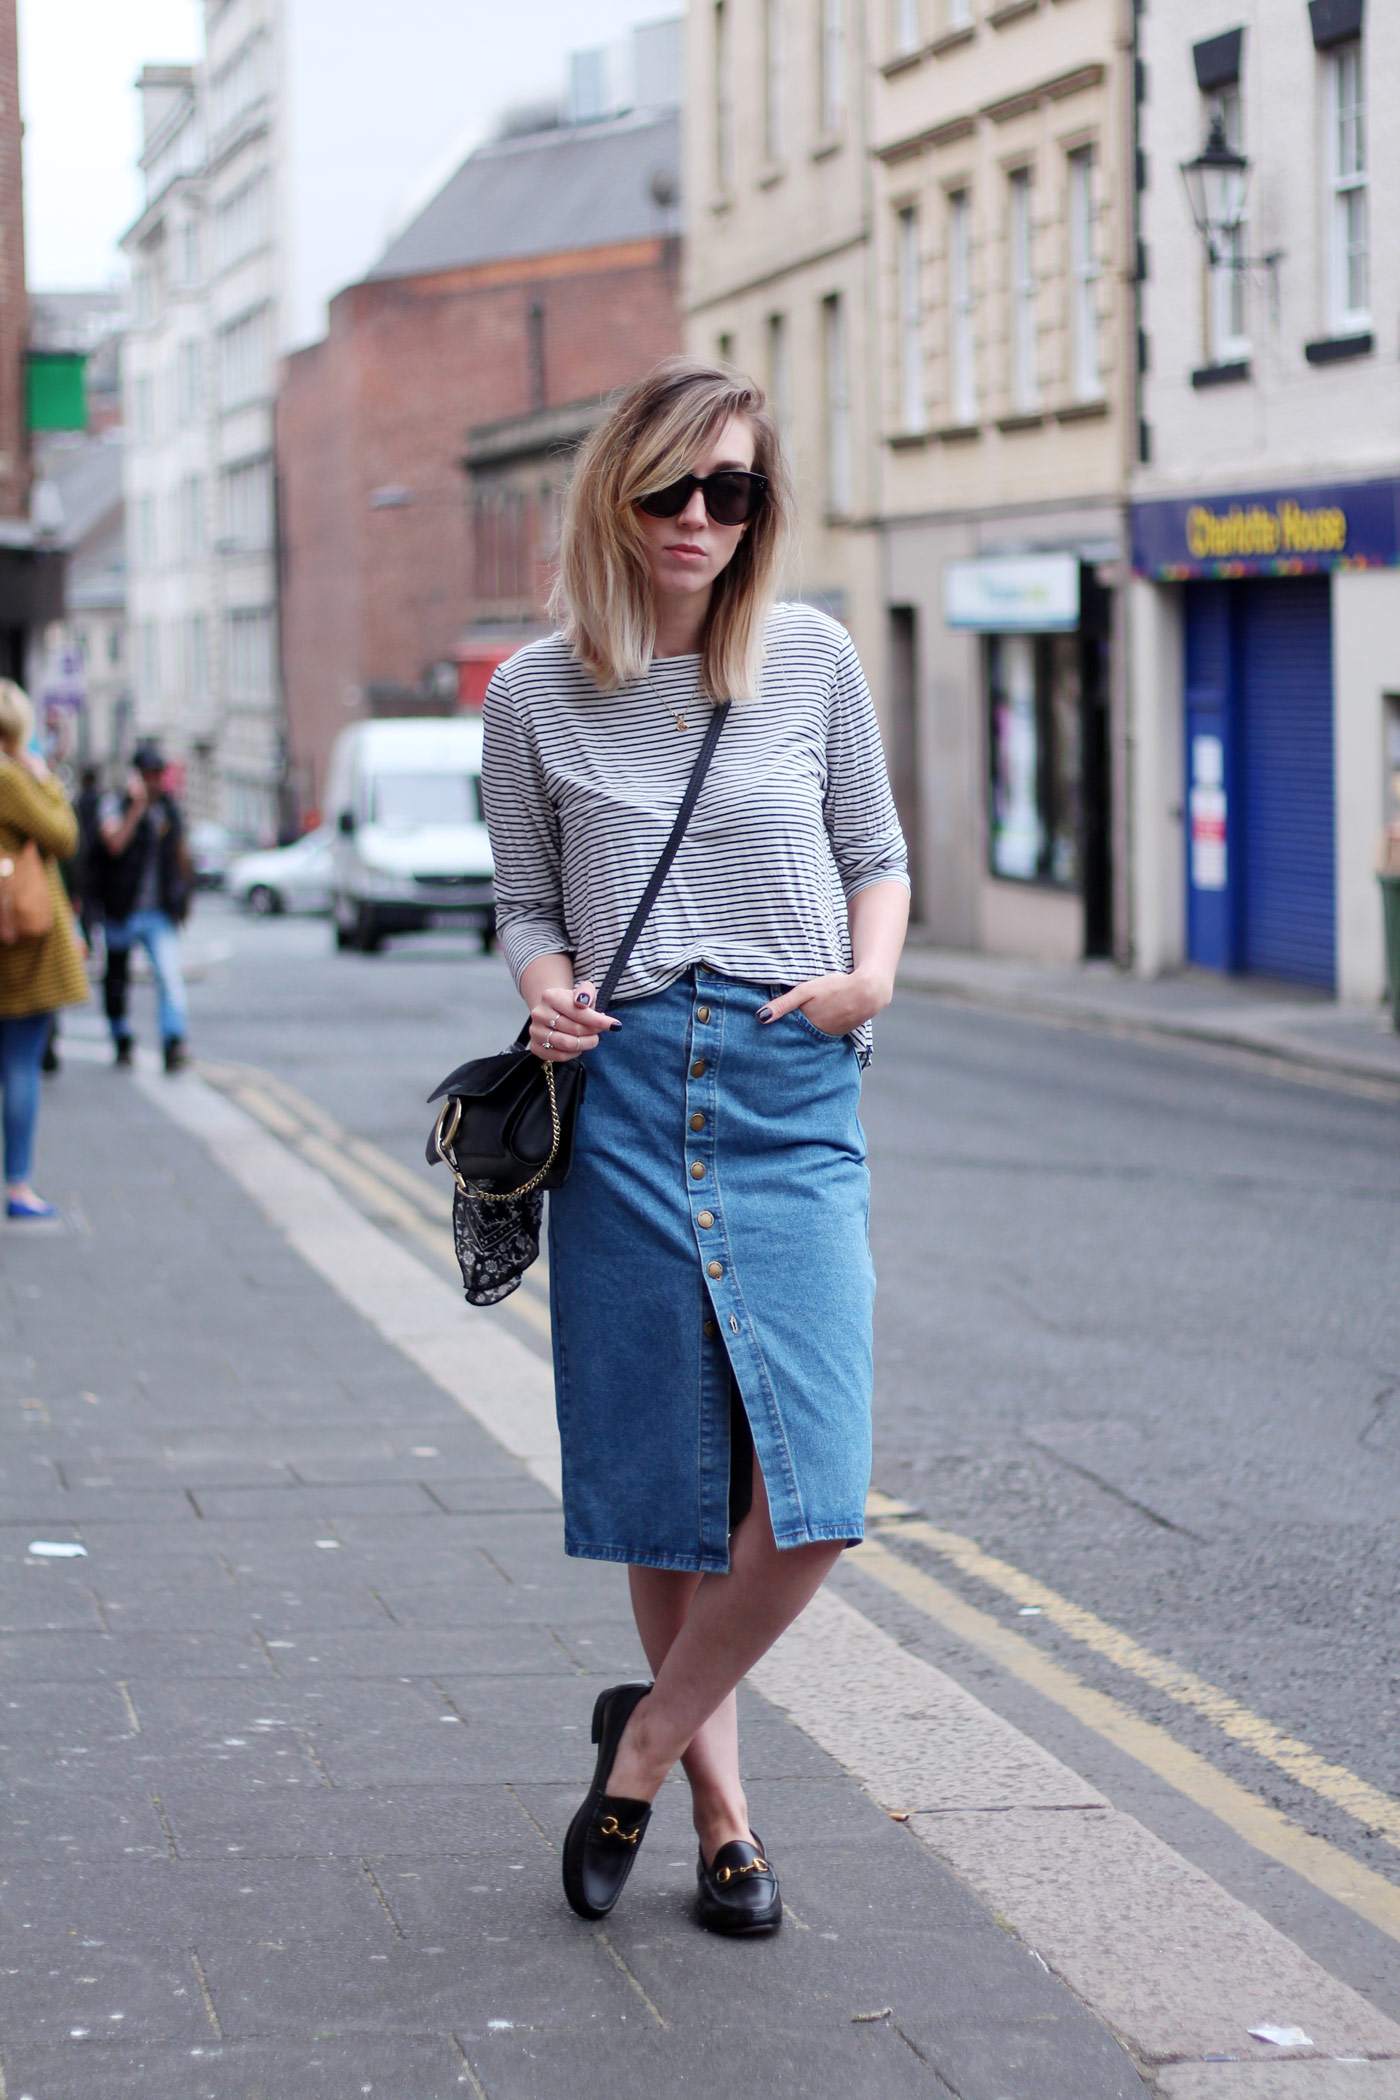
[480,357,910,1934]
[0,680,89,1223]
[95,741,193,1072]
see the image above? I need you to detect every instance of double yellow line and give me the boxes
[199,1058,553,1343]
[208,1059,1400,1948]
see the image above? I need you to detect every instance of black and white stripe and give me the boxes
[480,601,910,1062]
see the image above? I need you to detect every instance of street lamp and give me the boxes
[1179,112,1249,268]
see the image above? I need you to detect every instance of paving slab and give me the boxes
[1156,2067,1400,2099]
[0,2036,479,2100]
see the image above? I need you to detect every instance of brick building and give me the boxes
[0,0,62,683]
[277,102,682,819]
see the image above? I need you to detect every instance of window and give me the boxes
[988,633,1081,888]
[179,219,201,288]
[713,1,734,193]
[133,372,155,440]
[108,627,122,668]
[132,269,155,328]
[763,0,784,163]
[948,190,976,424]
[896,206,924,431]
[136,494,158,567]
[822,293,852,513]
[894,0,921,56]
[946,0,972,25]
[179,474,206,560]
[186,614,209,702]
[140,620,160,706]
[214,171,271,273]
[1008,168,1037,409]
[1205,87,1248,362]
[767,312,793,446]
[819,0,844,134]
[221,457,274,548]
[177,340,204,426]
[1327,40,1368,329]
[218,305,272,410]
[210,34,267,142]
[225,607,275,702]
[1067,148,1101,400]
[716,329,735,365]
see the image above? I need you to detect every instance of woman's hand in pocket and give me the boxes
[755,966,894,1037]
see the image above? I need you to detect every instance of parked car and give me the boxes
[228,828,336,916]
[324,717,494,953]
[189,820,236,890]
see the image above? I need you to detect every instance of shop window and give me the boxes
[987,632,1081,888]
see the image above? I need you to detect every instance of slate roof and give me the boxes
[369,108,680,283]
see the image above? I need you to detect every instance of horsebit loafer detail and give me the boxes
[561,1680,655,1920]
[695,1834,782,1936]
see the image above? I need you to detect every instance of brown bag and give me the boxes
[0,839,54,944]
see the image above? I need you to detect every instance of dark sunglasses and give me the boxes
[636,469,768,527]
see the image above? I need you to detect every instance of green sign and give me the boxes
[26,352,87,433]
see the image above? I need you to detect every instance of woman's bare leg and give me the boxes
[608,1453,842,1829]
[628,1565,749,1861]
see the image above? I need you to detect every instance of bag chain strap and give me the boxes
[432,1062,562,1203]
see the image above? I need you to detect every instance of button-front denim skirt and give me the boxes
[546,966,874,1572]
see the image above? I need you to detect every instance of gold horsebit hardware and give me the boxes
[715,1855,770,1884]
[598,1814,643,1845]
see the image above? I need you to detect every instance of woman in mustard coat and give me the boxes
[0,680,88,1222]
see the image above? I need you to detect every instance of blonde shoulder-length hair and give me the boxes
[550,356,794,701]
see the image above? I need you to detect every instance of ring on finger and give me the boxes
[544,1030,555,1053]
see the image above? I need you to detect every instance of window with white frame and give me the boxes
[136,494,158,568]
[896,206,924,430]
[894,0,921,56]
[946,0,972,26]
[948,189,976,424]
[1008,168,1038,409]
[176,339,204,427]
[186,614,209,702]
[133,372,155,439]
[819,0,844,134]
[1326,39,1368,330]
[763,0,784,162]
[209,34,266,143]
[178,218,201,289]
[767,312,793,446]
[221,457,274,549]
[215,171,271,274]
[180,474,206,560]
[218,304,271,410]
[140,620,160,706]
[1205,86,1248,363]
[1067,147,1101,399]
[822,293,852,513]
[132,268,155,327]
[225,606,275,702]
[713,1,734,192]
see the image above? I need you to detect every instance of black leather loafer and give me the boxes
[695,1833,782,1936]
[561,1680,654,1921]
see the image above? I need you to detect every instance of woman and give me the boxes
[480,358,910,1935]
[0,680,88,1222]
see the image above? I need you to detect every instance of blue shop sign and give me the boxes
[1131,476,1400,580]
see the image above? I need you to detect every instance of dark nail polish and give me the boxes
[574,991,591,1007]
[755,1005,772,1022]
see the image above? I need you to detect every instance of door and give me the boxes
[1184,585,1236,972]
[1236,578,1335,990]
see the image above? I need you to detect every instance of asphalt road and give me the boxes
[171,897,1399,1901]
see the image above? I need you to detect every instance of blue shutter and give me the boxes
[1237,580,1335,991]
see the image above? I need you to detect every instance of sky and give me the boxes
[18,0,672,327]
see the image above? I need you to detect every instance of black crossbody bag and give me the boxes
[426,701,730,1306]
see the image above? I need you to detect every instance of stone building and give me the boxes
[1129,0,1399,1004]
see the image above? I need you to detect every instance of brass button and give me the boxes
[689,1112,705,1132]
[696,1005,711,1022]
[690,1058,706,1078]
[697,1209,715,1228]
[706,1260,724,1280]
[703,1318,718,1338]
[690,1161,706,1181]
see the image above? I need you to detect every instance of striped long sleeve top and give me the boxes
[480,601,910,1062]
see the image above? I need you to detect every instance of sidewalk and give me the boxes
[896,943,1400,1091]
[0,1054,1146,2098]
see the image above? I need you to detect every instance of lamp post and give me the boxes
[1179,112,1283,318]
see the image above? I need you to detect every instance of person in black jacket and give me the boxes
[96,742,193,1072]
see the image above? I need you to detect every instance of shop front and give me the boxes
[943,551,1114,960]
[1131,477,1400,999]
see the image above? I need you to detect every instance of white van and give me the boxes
[324,717,494,953]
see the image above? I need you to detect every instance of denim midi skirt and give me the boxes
[546,966,875,1573]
